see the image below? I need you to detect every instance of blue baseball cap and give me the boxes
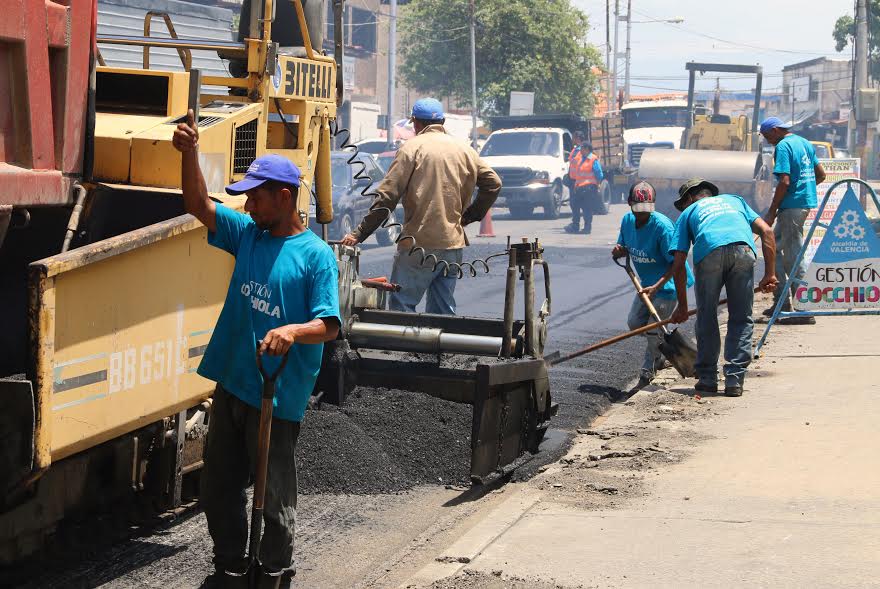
[759,116,789,134]
[411,98,445,121]
[225,154,301,195]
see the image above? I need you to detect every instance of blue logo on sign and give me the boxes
[812,188,880,263]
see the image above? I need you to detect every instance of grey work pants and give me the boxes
[626,294,678,378]
[201,384,300,578]
[774,207,810,304]
[694,244,756,387]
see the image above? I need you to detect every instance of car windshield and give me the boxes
[331,159,350,187]
[480,132,560,157]
[623,107,689,129]
[813,144,830,158]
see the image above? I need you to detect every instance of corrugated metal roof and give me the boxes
[97,0,235,78]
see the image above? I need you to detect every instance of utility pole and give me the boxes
[623,0,632,102]
[855,0,869,153]
[469,0,478,149]
[605,0,611,112]
[386,0,397,150]
[611,0,619,110]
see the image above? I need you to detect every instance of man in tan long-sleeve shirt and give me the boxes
[341,98,501,315]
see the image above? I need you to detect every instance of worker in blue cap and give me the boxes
[173,110,341,588]
[341,98,502,315]
[759,116,826,324]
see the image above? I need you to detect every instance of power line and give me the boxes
[630,6,844,58]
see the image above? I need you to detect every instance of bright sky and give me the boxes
[572,0,855,95]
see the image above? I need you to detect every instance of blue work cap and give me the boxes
[759,116,789,134]
[225,154,302,195]
[411,98,445,121]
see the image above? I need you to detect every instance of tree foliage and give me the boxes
[832,2,880,79]
[399,0,602,117]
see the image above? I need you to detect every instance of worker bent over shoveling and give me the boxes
[612,181,694,388]
[173,112,342,589]
[667,178,778,398]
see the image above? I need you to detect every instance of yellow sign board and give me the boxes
[270,56,336,103]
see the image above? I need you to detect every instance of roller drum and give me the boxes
[348,322,507,356]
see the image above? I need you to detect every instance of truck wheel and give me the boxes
[508,205,534,219]
[375,209,400,246]
[594,182,612,215]
[543,184,563,219]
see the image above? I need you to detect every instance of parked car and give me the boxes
[376,150,397,172]
[354,138,394,154]
[309,152,401,246]
[811,141,835,159]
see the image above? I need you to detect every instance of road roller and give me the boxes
[638,62,775,216]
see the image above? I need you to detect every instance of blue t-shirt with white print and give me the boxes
[198,204,341,422]
[617,211,694,299]
[773,133,819,210]
[672,194,760,265]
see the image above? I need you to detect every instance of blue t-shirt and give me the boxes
[617,212,694,299]
[773,133,819,209]
[198,204,341,422]
[672,195,760,265]
[590,155,605,182]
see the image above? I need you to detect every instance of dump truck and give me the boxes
[638,62,774,217]
[484,113,633,217]
[0,0,552,561]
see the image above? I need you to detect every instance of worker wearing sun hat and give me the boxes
[341,98,502,315]
[759,116,826,322]
[666,177,778,398]
[612,181,694,386]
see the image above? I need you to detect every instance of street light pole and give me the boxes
[622,15,683,105]
[605,0,611,112]
[611,0,619,110]
[624,0,631,102]
[386,0,397,150]
[470,0,478,149]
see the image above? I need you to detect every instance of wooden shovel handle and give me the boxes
[614,251,666,327]
[549,287,761,366]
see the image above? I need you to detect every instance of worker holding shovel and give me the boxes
[667,178,778,398]
[173,112,342,589]
[612,181,694,387]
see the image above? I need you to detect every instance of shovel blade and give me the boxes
[659,328,697,378]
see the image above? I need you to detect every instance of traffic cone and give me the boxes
[477,208,496,238]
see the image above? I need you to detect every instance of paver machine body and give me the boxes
[0,0,552,563]
[0,0,340,562]
[638,62,774,216]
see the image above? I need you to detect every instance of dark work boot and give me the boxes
[724,385,743,397]
[200,572,248,589]
[257,572,292,589]
[694,381,718,394]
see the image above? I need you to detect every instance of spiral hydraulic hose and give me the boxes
[330,121,509,279]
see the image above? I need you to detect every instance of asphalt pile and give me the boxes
[297,387,473,495]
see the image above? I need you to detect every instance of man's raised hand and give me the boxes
[172,109,199,153]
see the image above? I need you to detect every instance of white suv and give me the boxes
[480,127,572,219]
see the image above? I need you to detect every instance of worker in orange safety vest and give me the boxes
[565,140,604,235]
